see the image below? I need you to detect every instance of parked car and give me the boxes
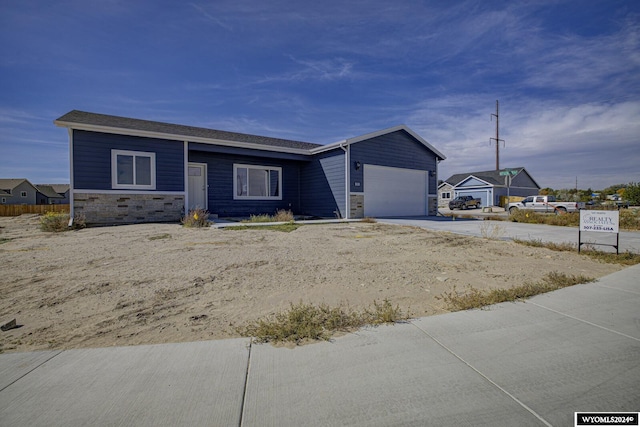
[449,196,481,210]
[508,195,584,214]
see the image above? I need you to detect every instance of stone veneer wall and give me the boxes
[74,193,184,225]
[350,194,364,218]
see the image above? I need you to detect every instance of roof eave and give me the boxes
[310,125,446,160]
[54,120,314,156]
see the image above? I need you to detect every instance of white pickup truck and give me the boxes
[508,195,584,214]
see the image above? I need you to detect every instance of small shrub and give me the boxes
[40,212,86,232]
[479,222,505,239]
[361,217,377,223]
[181,208,210,227]
[273,209,294,222]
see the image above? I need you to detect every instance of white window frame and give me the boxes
[111,149,156,190]
[233,164,282,200]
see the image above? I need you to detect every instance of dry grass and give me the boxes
[506,208,640,230]
[437,272,595,312]
[243,209,295,223]
[237,299,407,344]
[514,238,640,265]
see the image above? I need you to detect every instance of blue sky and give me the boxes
[1,0,638,190]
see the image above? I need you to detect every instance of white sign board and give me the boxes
[580,210,619,233]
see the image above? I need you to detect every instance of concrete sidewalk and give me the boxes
[1,263,638,426]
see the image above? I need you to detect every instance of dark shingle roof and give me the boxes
[55,110,322,151]
[445,168,528,187]
[35,185,64,199]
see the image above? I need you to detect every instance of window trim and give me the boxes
[233,164,282,200]
[111,149,156,190]
[21,191,28,197]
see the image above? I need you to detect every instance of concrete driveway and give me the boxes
[379,216,640,253]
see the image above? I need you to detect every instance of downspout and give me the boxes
[67,128,74,227]
[340,143,349,219]
[183,141,189,214]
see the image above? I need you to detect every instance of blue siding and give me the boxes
[189,142,310,161]
[73,130,184,191]
[350,130,438,193]
[511,172,539,189]
[300,149,345,218]
[458,177,488,188]
[189,150,302,216]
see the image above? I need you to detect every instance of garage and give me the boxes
[364,165,428,217]
[454,189,490,207]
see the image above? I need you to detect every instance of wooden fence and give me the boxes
[0,204,70,216]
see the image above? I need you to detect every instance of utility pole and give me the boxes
[490,100,505,170]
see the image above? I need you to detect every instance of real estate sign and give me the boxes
[580,210,619,233]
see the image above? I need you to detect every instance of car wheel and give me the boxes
[555,207,567,215]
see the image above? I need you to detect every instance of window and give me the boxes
[441,192,451,199]
[112,150,156,189]
[1,198,6,204]
[21,191,28,197]
[234,164,282,200]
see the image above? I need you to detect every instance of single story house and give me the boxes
[54,111,446,225]
[441,168,540,207]
[0,179,39,205]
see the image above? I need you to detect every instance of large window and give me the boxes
[112,150,156,190]
[234,164,282,200]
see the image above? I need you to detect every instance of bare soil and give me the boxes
[0,215,622,353]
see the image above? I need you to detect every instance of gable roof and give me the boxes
[55,110,322,154]
[35,185,64,199]
[444,168,540,188]
[37,184,70,194]
[312,125,446,160]
[0,178,37,193]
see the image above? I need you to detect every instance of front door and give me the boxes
[188,163,207,210]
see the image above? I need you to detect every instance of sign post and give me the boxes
[500,169,519,206]
[579,210,620,254]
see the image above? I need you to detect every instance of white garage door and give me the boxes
[364,165,428,217]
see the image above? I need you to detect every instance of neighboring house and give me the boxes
[54,110,446,225]
[437,182,453,207]
[35,185,65,205]
[443,168,540,207]
[38,184,70,204]
[0,179,39,205]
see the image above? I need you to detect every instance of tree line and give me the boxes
[539,182,640,205]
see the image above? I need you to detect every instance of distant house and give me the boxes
[37,184,70,204]
[441,168,540,207]
[0,179,39,205]
[54,110,447,224]
[437,182,454,207]
[35,185,65,205]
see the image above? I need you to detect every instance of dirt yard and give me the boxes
[0,215,623,353]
